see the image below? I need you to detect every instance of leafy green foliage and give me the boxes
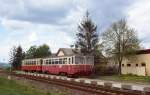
[9,46,24,70]
[25,46,37,59]
[25,44,51,59]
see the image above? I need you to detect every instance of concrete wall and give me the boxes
[122,67,145,76]
[121,54,150,76]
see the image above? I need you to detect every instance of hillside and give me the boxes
[0,62,10,68]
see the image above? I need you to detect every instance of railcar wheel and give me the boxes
[67,74,78,78]
[59,72,67,76]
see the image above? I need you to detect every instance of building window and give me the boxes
[136,64,138,67]
[141,63,146,66]
[127,64,131,67]
[122,64,124,67]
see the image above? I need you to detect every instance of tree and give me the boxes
[25,46,37,59]
[25,44,51,58]
[75,12,101,56]
[34,44,51,58]
[9,46,16,71]
[9,46,24,70]
[102,19,140,75]
[15,46,24,70]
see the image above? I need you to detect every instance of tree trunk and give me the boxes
[118,62,121,75]
[118,59,122,75]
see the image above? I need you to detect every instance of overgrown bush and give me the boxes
[95,65,118,75]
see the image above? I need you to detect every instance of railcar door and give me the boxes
[84,56,86,73]
[40,59,43,72]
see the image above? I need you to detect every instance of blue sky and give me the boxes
[0,0,150,62]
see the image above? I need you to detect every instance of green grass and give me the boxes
[0,76,68,95]
[99,74,150,84]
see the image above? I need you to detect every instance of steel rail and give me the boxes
[12,73,143,95]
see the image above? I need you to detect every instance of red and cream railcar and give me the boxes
[21,58,42,72]
[42,55,94,76]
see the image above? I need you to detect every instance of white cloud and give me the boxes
[25,0,72,9]
[28,32,38,42]
[1,0,147,62]
[1,19,34,30]
[0,18,74,61]
[127,0,150,48]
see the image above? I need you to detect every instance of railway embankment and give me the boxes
[0,71,70,95]
[1,70,150,95]
[10,71,150,94]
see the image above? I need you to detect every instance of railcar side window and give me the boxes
[31,61,32,65]
[30,61,31,65]
[63,58,65,64]
[52,60,55,64]
[55,60,58,64]
[87,56,92,64]
[49,60,51,64]
[35,61,37,65]
[75,57,81,64]
[72,57,74,64]
[59,59,62,64]
[64,58,67,64]
[46,60,48,65]
[44,60,46,65]
[81,57,84,64]
[34,61,36,65]
[68,58,71,64]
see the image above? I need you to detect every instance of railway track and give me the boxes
[0,71,149,95]
[9,72,149,95]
